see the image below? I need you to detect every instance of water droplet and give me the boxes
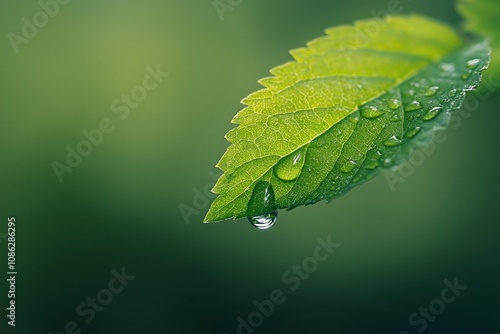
[339,160,358,173]
[333,175,342,182]
[390,114,402,122]
[364,160,379,170]
[351,175,362,183]
[384,135,402,147]
[404,89,415,97]
[388,99,401,110]
[247,181,278,230]
[449,89,457,97]
[246,181,277,228]
[440,63,455,72]
[274,148,305,182]
[425,86,440,97]
[357,84,363,89]
[404,126,422,138]
[422,107,443,121]
[404,101,422,112]
[466,58,480,69]
[348,115,360,124]
[360,106,384,119]
[248,212,278,230]
[462,71,472,80]
[383,158,394,167]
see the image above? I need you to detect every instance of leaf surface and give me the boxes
[205,15,489,223]
[458,0,500,80]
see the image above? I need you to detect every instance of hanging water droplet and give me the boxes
[462,71,472,80]
[404,101,422,112]
[466,58,480,69]
[339,160,358,173]
[246,181,277,230]
[425,86,440,97]
[384,135,402,147]
[248,212,278,230]
[422,107,443,121]
[274,148,305,182]
[360,106,384,119]
[388,99,401,110]
[404,126,422,138]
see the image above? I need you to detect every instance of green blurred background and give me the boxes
[1,0,499,333]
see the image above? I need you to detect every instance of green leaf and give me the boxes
[205,15,490,223]
[458,0,500,81]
